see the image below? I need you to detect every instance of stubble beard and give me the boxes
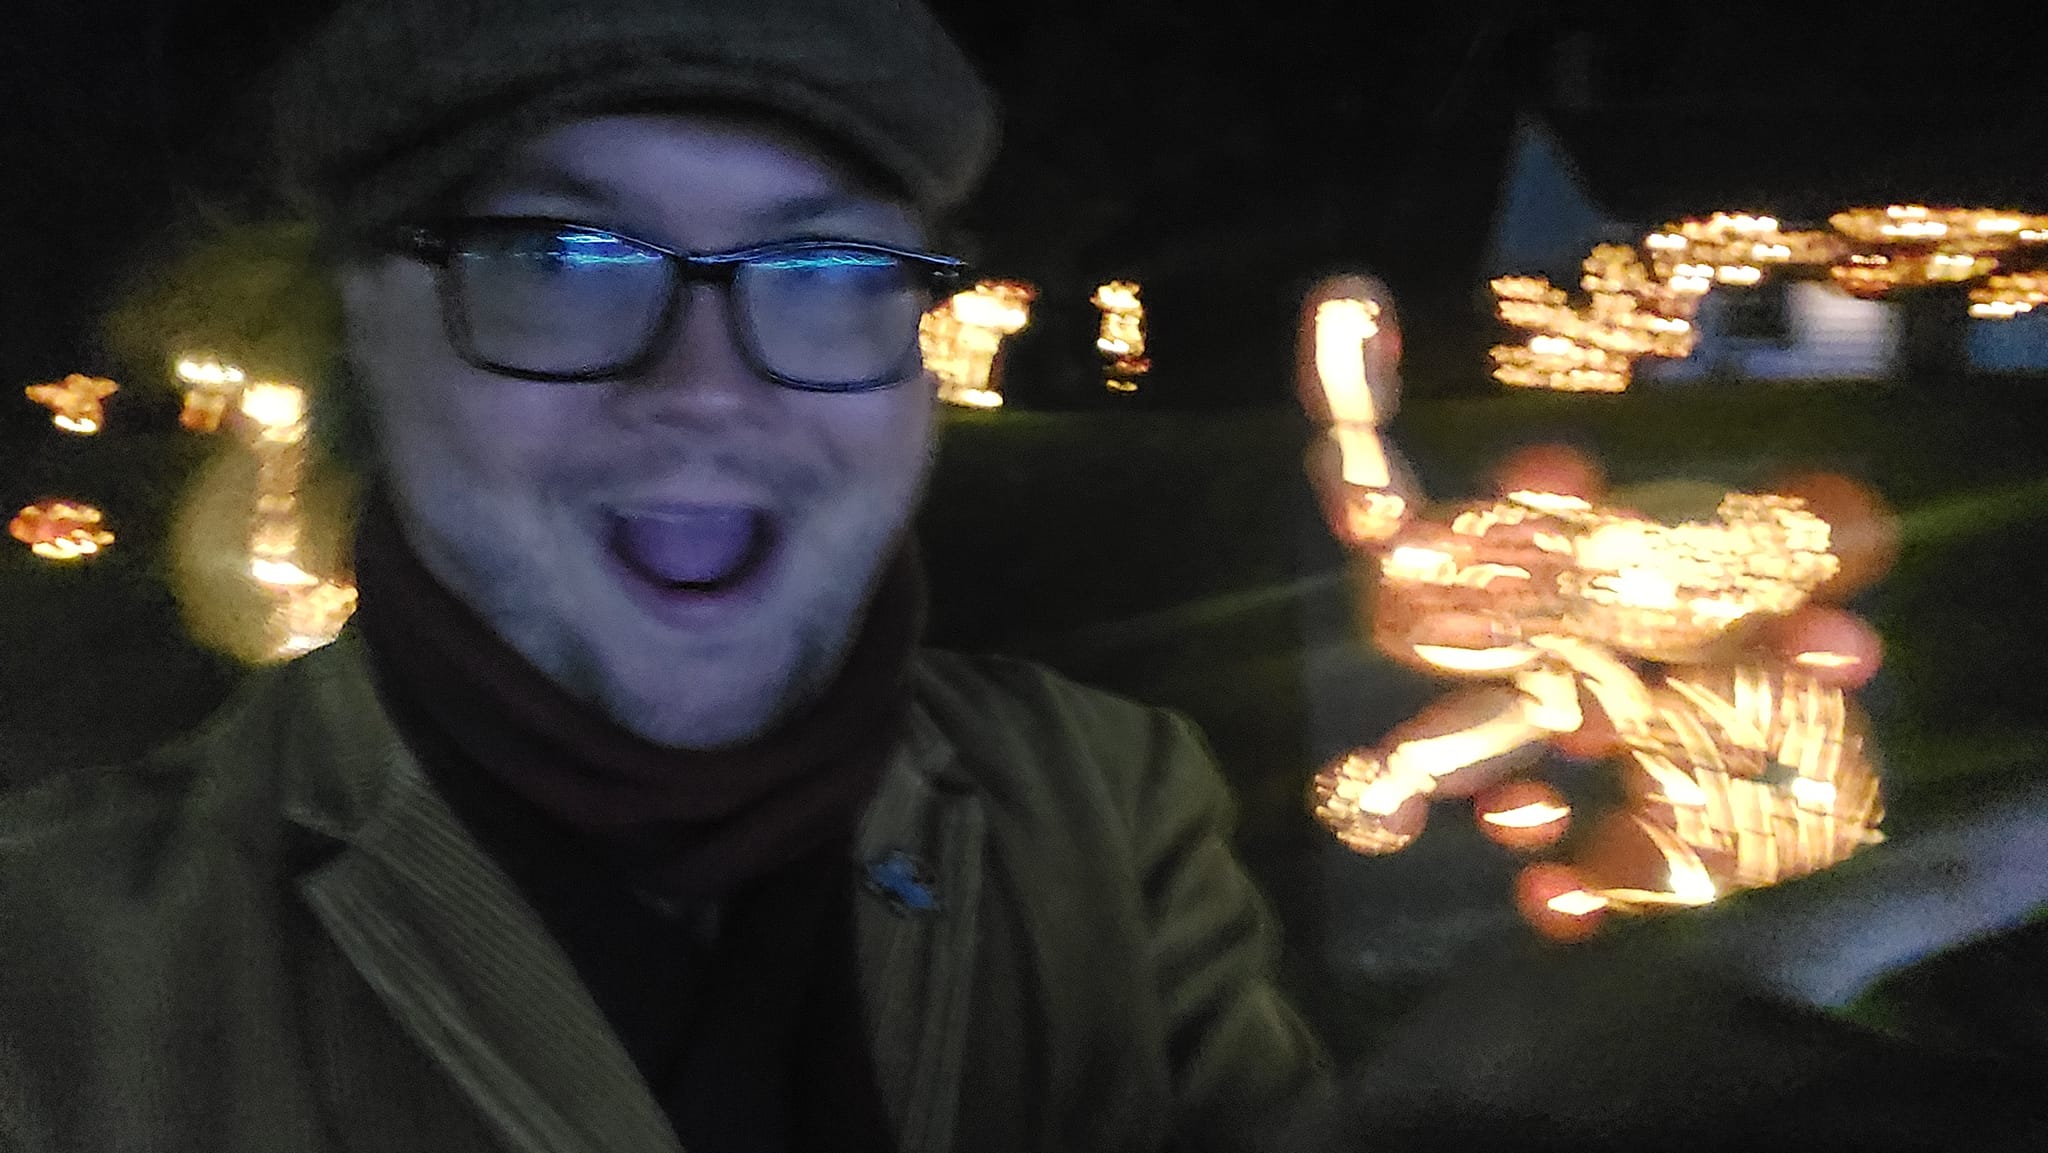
[395,471,913,751]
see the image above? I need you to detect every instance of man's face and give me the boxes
[340,114,937,748]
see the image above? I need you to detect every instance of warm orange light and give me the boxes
[1410,644,1543,674]
[175,355,247,388]
[1484,801,1572,829]
[240,382,307,439]
[1094,280,1149,391]
[921,280,1034,410]
[1314,297,1397,489]
[1970,272,2048,319]
[24,374,118,436]
[174,355,248,433]
[1494,203,2048,390]
[1516,863,1608,942]
[276,579,360,657]
[1546,889,1610,916]
[1343,491,1409,544]
[1474,778,1574,852]
[1311,752,1429,854]
[11,501,115,561]
[1382,490,1838,664]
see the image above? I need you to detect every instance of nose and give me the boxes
[611,282,765,425]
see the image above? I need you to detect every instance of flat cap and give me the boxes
[268,0,1000,230]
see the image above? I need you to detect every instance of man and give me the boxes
[8,1,2048,1150]
[0,1,1323,1150]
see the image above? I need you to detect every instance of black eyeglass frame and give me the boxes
[390,216,971,392]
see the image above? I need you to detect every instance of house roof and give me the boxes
[1538,105,2048,227]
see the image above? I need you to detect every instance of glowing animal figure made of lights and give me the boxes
[24,374,119,435]
[1298,275,1886,934]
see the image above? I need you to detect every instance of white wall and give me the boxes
[1640,282,1900,383]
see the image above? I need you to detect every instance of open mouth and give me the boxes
[606,504,779,602]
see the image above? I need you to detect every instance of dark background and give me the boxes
[10,1,2048,417]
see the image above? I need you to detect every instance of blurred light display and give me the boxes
[238,381,356,657]
[1474,778,1573,852]
[24,374,119,435]
[1493,203,2048,391]
[920,280,1035,409]
[1093,281,1149,393]
[10,500,114,561]
[1314,490,1882,912]
[1307,279,1886,934]
[1969,272,2048,319]
[1592,663,1884,909]
[1307,284,1409,542]
[169,370,357,664]
[175,354,248,433]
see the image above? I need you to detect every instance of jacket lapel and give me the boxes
[855,706,987,1153]
[273,634,988,1153]
[279,636,681,1153]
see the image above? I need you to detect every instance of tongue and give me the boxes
[610,506,763,587]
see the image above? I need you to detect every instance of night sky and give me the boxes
[6,1,2047,420]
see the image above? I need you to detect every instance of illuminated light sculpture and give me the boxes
[1474,778,1573,852]
[276,578,360,656]
[1969,272,2048,319]
[1316,487,1885,917]
[1589,663,1884,908]
[1515,862,1610,943]
[230,379,358,659]
[24,374,119,435]
[1827,204,2048,250]
[920,280,1034,409]
[174,354,248,433]
[1488,245,1710,393]
[1302,282,1411,542]
[1093,281,1149,393]
[1493,203,2048,389]
[10,500,115,561]
[1305,278,1887,935]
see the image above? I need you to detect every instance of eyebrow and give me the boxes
[477,165,910,239]
[756,192,903,232]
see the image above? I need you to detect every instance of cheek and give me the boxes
[798,383,934,490]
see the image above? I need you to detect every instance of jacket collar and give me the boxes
[265,632,984,1153]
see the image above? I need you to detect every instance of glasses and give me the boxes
[392,216,968,391]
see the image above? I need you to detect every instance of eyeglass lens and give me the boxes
[450,224,928,386]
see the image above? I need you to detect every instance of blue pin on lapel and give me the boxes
[865,850,940,915]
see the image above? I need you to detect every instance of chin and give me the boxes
[586,624,813,750]
[608,677,798,750]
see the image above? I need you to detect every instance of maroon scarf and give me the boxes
[349,497,921,902]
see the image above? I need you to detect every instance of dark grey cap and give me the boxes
[268,0,1000,230]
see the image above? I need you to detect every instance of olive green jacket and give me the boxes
[0,634,1325,1152]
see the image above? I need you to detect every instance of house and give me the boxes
[1483,109,2048,383]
